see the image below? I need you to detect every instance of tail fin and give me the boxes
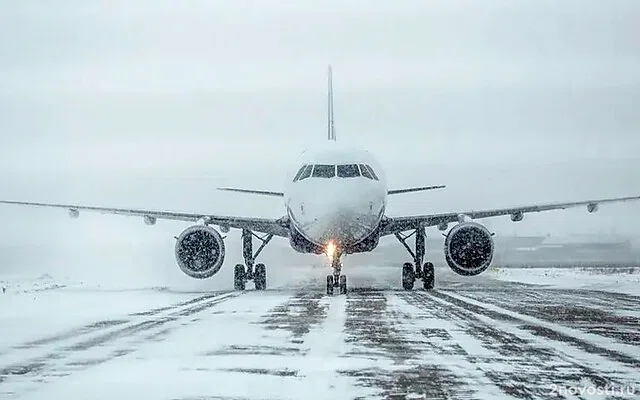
[327,65,336,141]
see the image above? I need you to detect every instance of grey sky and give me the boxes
[1,0,639,245]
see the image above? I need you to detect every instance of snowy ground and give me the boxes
[487,265,640,296]
[1,264,639,399]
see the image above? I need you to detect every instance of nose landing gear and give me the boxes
[326,251,347,295]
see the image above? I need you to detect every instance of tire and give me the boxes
[422,262,435,290]
[402,262,415,290]
[234,264,246,291]
[339,275,347,294]
[254,263,266,290]
[326,275,334,295]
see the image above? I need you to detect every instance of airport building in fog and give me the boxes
[491,234,640,266]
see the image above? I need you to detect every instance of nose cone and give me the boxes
[298,195,382,246]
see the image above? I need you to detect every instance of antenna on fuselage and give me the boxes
[327,65,336,141]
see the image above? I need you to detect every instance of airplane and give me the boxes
[2,65,640,295]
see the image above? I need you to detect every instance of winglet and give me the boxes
[327,65,336,141]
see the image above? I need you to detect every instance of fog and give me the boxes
[1,1,639,284]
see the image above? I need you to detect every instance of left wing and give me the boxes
[0,200,290,237]
[388,185,446,195]
[380,195,640,235]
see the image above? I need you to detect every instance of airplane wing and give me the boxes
[0,200,291,237]
[217,187,284,197]
[380,195,640,235]
[388,185,446,195]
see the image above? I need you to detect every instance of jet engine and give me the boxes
[174,225,225,279]
[444,222,494,276]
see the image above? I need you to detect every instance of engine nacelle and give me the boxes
[510,211,524,222]
[587,203,598,213]
[444,222,494,276]
[144,215,157,225]
[174,225,225,279]
[69,208,79,218]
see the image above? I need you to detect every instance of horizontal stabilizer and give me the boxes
[217,187,284,197]
[388,185,446,195]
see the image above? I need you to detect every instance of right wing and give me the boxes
[380,195,640,235]
[0,200,290,237]
[217,187,284,197]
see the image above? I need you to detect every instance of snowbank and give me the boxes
[487,266,640,296]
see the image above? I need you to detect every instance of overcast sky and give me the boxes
[1,0,639,250]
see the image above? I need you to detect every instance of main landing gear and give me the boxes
[326,249,347,295]
[395,227,435,290]
[234,229,273,291]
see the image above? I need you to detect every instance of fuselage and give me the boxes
[284,142,388,253]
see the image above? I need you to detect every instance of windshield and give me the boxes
[337,164,361,178]
[312,164,335,178]
[359,164,374,180]
[364,164,379,180]
[292,165,307,182]
[298,165,313,181]
[359,164,379,180]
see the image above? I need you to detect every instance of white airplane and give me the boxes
[2,66,640,295]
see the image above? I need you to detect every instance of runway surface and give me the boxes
[1,265,639,399]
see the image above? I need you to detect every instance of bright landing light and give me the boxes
[325,241,336,259]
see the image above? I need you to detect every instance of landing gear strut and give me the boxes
[234,229,272,291]
[395,226,435,290]
[326,249,347,295]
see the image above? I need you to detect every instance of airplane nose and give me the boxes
[291,184,384,247]
[313,198,378,244]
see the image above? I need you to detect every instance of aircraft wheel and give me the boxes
[326,275,334,295]
[422,262,435,290]
[254,263,266,290]
[339,275,347,294]
[402,262,415,290]
[234,264,246,291]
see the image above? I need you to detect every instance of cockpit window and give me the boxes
[337,164,360,178]
[311,164,335,178]
[298,164,313,181]
[359,164,374,180]
[292,165,307,182]
[364,164,379,180]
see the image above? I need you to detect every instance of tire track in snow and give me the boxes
[293,295,364,397]
[7,291,230,354]
[0,291,238,394]
[386,292,513,399]
[171,291,346,400]
[260,290,328,342]
[404,290,638,399]
[456,288,640,345]
[433,290,640,368]
[338,289,477,399]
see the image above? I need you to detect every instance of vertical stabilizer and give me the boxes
[327,65,336,141]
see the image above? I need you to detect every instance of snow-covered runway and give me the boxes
[1,266,639,399]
